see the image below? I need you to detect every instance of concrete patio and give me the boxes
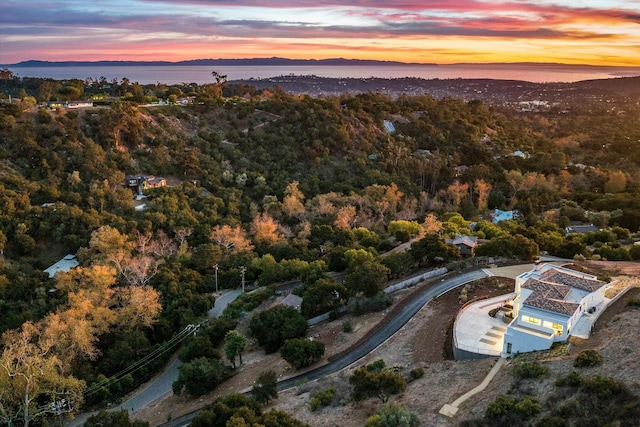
[453,293,516,358]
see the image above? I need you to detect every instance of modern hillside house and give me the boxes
[502,263,610,356]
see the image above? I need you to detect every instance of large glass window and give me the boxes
[543,320,563,335]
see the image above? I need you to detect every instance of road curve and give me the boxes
[160,269,488,427]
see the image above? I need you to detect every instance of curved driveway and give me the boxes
[161,269,488,427]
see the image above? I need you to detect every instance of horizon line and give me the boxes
[5,57,640,69]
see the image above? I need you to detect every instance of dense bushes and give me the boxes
[348,292,392,316]
[172,357,234,397]
[486,396,541,419]
[573,349,603,368]
[249,305,309,353]
[280,338,326,369]
[364,403,420,427]
[349,359,406,403]
[252,370,278,404]
[309,387,336,411]
[511,361,551,380]
[191,393,309,427]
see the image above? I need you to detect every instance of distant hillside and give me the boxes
[572,76,640,95]
[5,57,430,67]
[228,75,640,101]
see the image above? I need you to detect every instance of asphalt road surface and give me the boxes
[161,269,488,427]
[117,290,244,412]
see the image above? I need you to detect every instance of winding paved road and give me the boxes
[161,269,489,427]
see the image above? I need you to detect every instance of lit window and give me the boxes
[523,316,541,325]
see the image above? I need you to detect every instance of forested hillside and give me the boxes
[1,73,640,426]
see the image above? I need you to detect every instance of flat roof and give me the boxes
[43,254,79,278]
[454,293,516,357]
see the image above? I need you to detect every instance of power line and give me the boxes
[83,324,198,400]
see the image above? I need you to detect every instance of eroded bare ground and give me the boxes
[134,261,640,427]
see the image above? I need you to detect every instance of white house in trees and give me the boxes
[502,263,610,356]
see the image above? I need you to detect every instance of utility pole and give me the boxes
[240,266,246,293]
[213,263,219,295]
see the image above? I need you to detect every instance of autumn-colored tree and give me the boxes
[109,252,162,287]
[419,214,442,237]
[148,230,179,258]
[251,212,283,247]
[381,183,403,219]
[113,285,162,330]
[505,169,524,192]
[283,181,306,220]
[334,205,357,230]
[395,196,418,221]
[604,170,627,193]
[306,193,337,222]
[447,180,469,210]
[0,322,86,427]
[84,225,134,263]
[474,179,492,212]
[210,224,254,253]
[174,227,193,254]
[53,265,161,357]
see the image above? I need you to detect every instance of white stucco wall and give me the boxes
[503,321,555,355]
[517,306,571,341]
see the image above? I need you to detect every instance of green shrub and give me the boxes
[348,292,392,316]
[342,320,352,333]
[486,396,516,419]
[556,370,582,387]
[511,361,550,380]
[536,416,569,427]
[409,368,424,381]
[514,397,541,417]
[365,403,420,427]
[280,338,325,370]
[309,387,336,411]
[573,349,603,368]
[580,375,624,399]
[172,358,234,397]
[252,370,278,404]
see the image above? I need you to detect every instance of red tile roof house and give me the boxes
[502,263,611,356]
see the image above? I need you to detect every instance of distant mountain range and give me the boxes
[6,57,433,67]
[4,58,633,69]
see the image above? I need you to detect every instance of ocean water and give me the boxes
[6,64,640,85]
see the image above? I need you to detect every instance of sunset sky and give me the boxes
[1,0,640,66]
